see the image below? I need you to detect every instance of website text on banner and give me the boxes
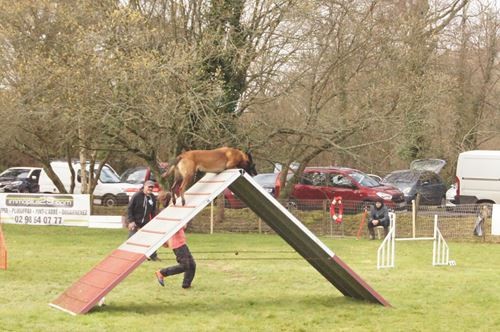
[0,194,90,227]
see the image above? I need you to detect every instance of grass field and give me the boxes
[0,224,499,332]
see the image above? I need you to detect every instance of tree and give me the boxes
[453,2,500,152]
[0,1,119,193]
[244,1,405,197]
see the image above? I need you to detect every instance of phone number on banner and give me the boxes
[14,215,63,225]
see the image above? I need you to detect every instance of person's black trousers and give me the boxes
[160,244,196,288]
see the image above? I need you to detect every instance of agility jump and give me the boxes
[377,214,452,269]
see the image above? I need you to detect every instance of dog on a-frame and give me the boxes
[163,147,257,206]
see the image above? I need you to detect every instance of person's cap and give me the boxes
[144,180,155,187]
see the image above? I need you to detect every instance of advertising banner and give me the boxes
[0,193,90,227]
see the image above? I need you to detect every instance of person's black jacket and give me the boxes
[127,190,157,228]
[369,204,390,227]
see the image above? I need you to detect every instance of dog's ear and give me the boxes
[244,149,257,176]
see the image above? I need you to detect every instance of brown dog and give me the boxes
[163,147,257,206]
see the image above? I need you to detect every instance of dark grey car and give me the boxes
[0,167,41,193]
[382,159,447,206]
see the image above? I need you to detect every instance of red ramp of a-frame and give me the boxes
[50,170,243,315]
[50,249,145,315]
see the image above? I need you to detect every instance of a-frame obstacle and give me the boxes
[50,169,390,315]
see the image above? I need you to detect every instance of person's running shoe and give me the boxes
[155,270,165,287]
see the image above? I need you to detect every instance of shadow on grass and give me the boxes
[91,293,373,315]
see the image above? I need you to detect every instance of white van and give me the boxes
[38,161,135,206]
[455,150,500,205]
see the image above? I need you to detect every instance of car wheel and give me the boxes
[102,195,117,207]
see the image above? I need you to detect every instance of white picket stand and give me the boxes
[432,215,450,266]
[377,213,396,269]
[377,214,452,269]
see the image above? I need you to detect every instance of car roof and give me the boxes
[4,167,41,170]
[253,173,278,184]
[122,166,148,173]
[383,169,442,182]
[460,150,500,157]
[254,173,277,178]
[304,166,360,173]
[0,167,41,177]
[384,169,428,176]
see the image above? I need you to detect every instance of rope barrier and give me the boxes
[191,250,297,254]
[189,249,311,261]
[188,256,331,261]
[182,250,331,261]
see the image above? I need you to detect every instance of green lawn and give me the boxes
[0,224,499,331]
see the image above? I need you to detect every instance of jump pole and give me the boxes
[356,207,368,240]
[411,199,416,239]
[210,200,214,234]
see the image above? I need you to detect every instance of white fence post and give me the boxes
[432,215,450,266]
[377,213,396,269]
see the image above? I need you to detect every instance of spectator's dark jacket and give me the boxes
[369,204,390,227]
[127,190,157,228]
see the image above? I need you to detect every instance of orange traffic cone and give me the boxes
[0,223,7,270]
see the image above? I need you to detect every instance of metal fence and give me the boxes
[189,198,498,243]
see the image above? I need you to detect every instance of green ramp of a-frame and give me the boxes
[230,173,390,306]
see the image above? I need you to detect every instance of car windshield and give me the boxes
[99,167,121,183]
[254,173,278,187]
[0,169,30,179]
[121,168,147,184]
[349,171,380,187]
[383,171,419,184]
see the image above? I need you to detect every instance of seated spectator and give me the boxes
[367,198,390,240]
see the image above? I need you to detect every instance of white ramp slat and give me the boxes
[119,169,242,255]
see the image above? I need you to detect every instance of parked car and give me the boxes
[224,173,279,208]
[382,159,447,206]
[38,161,129,206]
[455,150,500,206]
[120,167,162,197]
[275,167,406,211]
[0,167,41,193]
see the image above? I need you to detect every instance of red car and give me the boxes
[120,167,162,198]
[275,167,406,211]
